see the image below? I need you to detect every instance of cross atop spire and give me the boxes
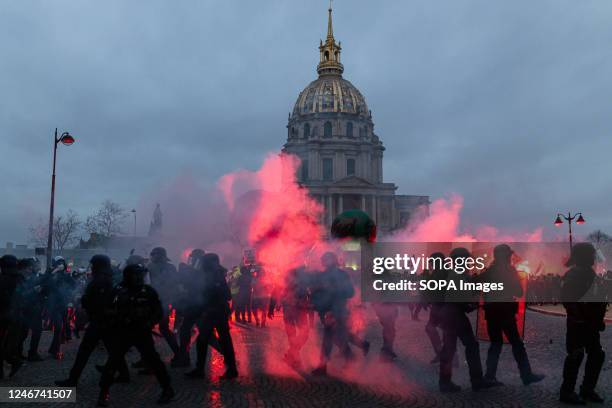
[317,1,343,76]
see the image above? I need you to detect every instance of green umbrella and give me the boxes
[331,209,377,242]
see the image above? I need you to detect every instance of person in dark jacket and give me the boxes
[0,255,24,378]
[185,253,238,380]
[147,247,180,361]
[16,257,45,362]
[478,244,545,386]
[98,264,174,406]
[438,248,500,393]
[44,256,76,359]
[559,242,607,405]
[174,249,221,368]
[55,255,129,387]
[269,266,312,369]
[310,252,355,376]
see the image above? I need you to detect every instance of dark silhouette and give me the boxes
[98,264,174,406]
[55,255,129,387]
[477,244,545,386]
[559,242,606,405]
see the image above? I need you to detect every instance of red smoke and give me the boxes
[219,153,331,288]
[389,194,543,243]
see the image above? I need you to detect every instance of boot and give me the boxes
[311,365,327,377]
[579,389,604,403]
[472,377,503,391]
[9,361,23,378]
[184,369,205,379]
[157,387,175,404]
[522,372,545,386]
[220,367,238,380]
[439,380,461,393]
[559,391,586,405]
[170,354,190,368]
[97,390,110,407]
[27,352,44,362]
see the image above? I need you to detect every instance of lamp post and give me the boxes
[554,211,585,252]
[131,209,137,236]
[46,129,75,268]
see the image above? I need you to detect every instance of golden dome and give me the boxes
[292,76,369,117]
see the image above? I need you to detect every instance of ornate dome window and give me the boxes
[324,121,332,138]
[346,122,353,138]
[304,123,310,138]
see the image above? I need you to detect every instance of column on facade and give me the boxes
[338,194,343,214]
[361,195,366,211]
[326,195,333,226]
[371,195,377,223]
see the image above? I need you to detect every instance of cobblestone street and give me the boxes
[2,309,610,408]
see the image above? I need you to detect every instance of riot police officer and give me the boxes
[559,243,607,405]
[147,247,180,360]
[98,264,174,406]
[0,255,24,378]
[185,253,237,380]
[16,257,45,362]
[438,248,500,392]
[310,252,355,376]
[478,244,544,385]
[55,255,129,387]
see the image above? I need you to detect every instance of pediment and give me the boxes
[333,176,375,187]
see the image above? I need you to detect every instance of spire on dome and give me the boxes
[317,1,343,76]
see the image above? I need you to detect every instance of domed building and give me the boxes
[283,6,429,234]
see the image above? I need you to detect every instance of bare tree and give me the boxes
[587,230,612,246]
[28,209,82,251]
[54,210,82,250]
[85,200,129,238]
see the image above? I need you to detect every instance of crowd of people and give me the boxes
[0,242,608,406]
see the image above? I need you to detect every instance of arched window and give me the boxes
[346,122,353,138]
[324,51,329,61]
[324,121,332,138]
[304,123,310,138]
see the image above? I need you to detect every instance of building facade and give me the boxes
[282,6,429,233]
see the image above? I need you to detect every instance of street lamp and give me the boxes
[554,211,585,252]
[131,209,137,236]
[46,129,76,268]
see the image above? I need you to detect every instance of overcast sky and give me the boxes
[1,0,610,246]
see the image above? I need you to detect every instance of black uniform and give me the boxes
[560,244,607,404]
[438,248,499,392]
[269,266,311,367]
[189,253,237,379]
[477,246,540,384]
[56,255,129,386]
[0,255,24,378]
[16,269,45,361]
[175,259,221,367]
[147,258,180,357]
[43,261,77,358]
[310,253,355,374]
[99,264,173,406]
